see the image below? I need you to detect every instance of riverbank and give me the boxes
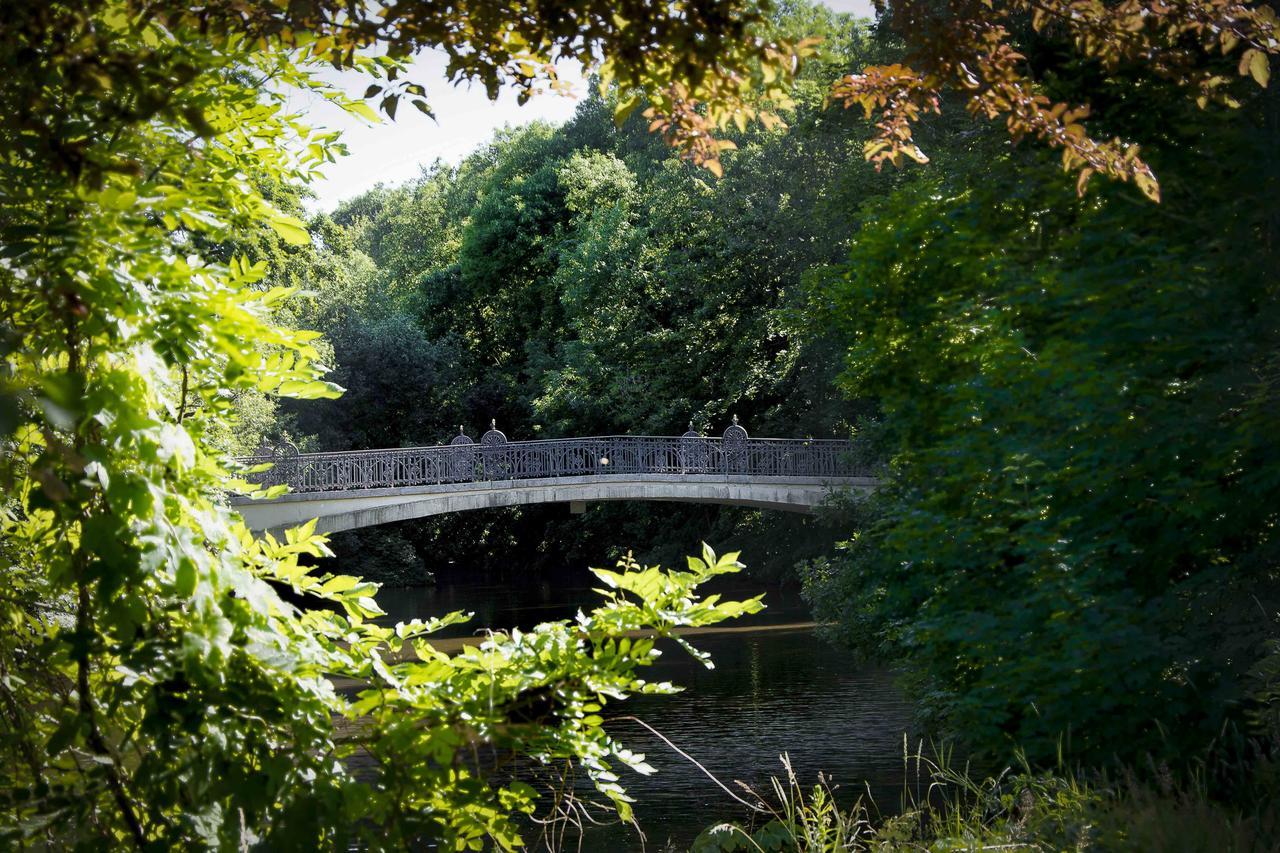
[691,744,1280,852]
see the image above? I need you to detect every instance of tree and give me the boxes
[288,314,463,450]
[275,8,881,581]
[801,80,1280,762]
[6,0,815,185]
[833,0,1280,199]
[0,2,795,846]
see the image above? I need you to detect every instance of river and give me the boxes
[373,570,916,850]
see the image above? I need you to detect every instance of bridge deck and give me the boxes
[230,431,873,533]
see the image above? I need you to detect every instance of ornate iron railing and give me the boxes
[241,424,865,495]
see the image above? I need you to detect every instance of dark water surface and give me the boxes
[373,573,915,850]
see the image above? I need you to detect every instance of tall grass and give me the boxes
[691,753,872,852]
[690,735,1280,852]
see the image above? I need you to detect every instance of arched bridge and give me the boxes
[230,421,876,534]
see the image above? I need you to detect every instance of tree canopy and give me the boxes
[0,1,799,846]
[262,10,876,580]
[4,0,1280,846]
[833,0,1278,199]
[802,34,1280,761]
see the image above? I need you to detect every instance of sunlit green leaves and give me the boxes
[589,544,765,668]
[0,0,800,845]
[266,211,313,246]
[0,4,409,844]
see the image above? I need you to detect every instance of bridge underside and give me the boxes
[231,474,876,535]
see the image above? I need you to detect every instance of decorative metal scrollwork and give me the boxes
[248,438,300,488]
[481,419,507,447]
[253,437,299,458]
[449,426,475,481]
[480,419,512,479]
[723,414,748,473]
[680,421,710,473]
[237,425,864,494]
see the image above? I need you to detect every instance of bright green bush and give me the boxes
[0,4,776,846]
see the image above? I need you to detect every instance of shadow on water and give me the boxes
[371,572,915,851]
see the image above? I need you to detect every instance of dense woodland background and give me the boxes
[10,0,1278,843]
[220,8,1280,778]
[232,8,885,582]
[224,2,1280,770]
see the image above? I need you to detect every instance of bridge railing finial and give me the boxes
[481,420,508,447]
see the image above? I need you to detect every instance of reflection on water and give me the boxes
[372,574,914,850]
[603,630,913,850]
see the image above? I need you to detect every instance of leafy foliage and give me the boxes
[694,745,1280,851]
[832,0,1280,199]
[7,0,818,181]
[274,5,880,580]
[0,1,789,846]
[691,754,864,852]
[801,78,1280,763]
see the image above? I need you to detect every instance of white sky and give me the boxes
[299,0,876,211]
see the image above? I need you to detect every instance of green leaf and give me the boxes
[380,93,399,120]
[277,379,344,399]
[320,574,360,595]
[613,93,642,125]
[348,100,381,122]
[175,559,198,597]
[267,212,311,246]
